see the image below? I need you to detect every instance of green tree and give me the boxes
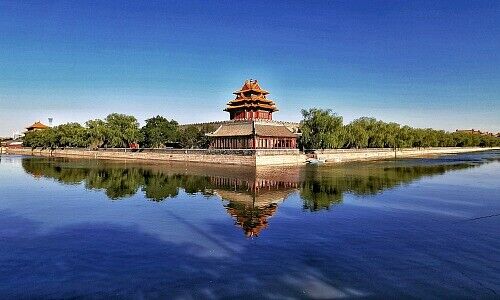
[343,119,369,148]
[197,124,217,148]
[177,124,217,149]
[300,108,344,149]
[23,128,57,149]
[396,125,414,148]
[383,122,400,148]
[105,113,143,147]
[86,119,108,149]
[180,125,202,148]
[367,119,386,148]
[55,123,88,147]
[141,116,180,148]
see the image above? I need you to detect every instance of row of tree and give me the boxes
[22,109,499,149]
[23,113,216,149]
[300,108,500,149]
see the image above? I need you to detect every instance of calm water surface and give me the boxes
[0,152,499,299]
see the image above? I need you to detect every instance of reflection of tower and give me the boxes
[209,174,299,237]
[225,194,278,238]
[48,118,53,127]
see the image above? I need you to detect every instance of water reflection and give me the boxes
[300,163,479,211]
[21,156,486,236]
[4,153,499,298]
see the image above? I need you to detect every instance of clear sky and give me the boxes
[1,0,499,137]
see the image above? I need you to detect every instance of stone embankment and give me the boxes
[312,147,499,163]
[4,147,498,166]
[6,148,307,166]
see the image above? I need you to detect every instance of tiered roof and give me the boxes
[26,121,49,130]
[225,79,278,113]
[206,121,296,138]
[225,202,278,237]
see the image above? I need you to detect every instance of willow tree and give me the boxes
[344,118,369,148]
[86,119,108,149]
[300,108,344,149]
[105,113,143,147]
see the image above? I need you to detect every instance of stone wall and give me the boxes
[5,147,307,166]
[313,147,500,163]
[6,146,498,166]
[256,153,308,166]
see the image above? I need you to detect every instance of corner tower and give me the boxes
[225,79,278,120]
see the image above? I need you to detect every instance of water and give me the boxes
[0,152,499,299]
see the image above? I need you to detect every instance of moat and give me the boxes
[0,152,499,298]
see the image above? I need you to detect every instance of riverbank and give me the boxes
[5,147,307,166]
[313,147,500,163]
[4,146,499,166]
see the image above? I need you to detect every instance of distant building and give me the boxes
[6,141,23,148]
[455,129,496,137]
[26,121,49,132]
[1,139,22,148]
[12,131,23,140]
[0,139,10,147]
[207,80,299,149]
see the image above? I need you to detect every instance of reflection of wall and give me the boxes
[208,175,299,192]
[21,157,481,234]
[22,157,478,207]
[213,188,295,207]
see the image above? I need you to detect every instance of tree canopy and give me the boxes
[105,113,143,147]
[179,124,216,149]
[21,109,500,150]
[300,108,344,149]
[141,116,179,148]
[24,113,143,149]
[299,108,500,149]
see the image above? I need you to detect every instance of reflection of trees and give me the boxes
[142,172,182,201]
[183,175,212,194]
[300,181,343,211]
[300,163,475,211]
[141,172,213,201]
[21,160,90,184]
[22,158,478,211]
[84,168,144,199]
[21,157,485,236]
[21,158,214,201]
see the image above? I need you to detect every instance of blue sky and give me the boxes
[1,0,499,136]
